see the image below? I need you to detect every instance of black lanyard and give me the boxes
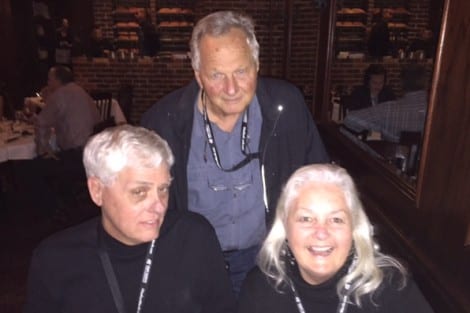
[98,225,157,313]
[290,283,349,313]
[201,91,259,172]
[290,255,357,313]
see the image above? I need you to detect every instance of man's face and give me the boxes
[88,164,172,246]
[369,74,385,96]
[194,28,259,122]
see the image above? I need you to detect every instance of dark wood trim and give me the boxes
[316,0,470,311]
[283,0,294,79]
[313,0,336,120]
[416,0,470,261]
[319,123,470,313]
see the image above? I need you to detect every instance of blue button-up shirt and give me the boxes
[187,96,265,250]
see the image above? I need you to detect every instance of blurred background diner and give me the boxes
[343,64,396,112]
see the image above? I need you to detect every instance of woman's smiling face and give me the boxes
[286,182,353,285]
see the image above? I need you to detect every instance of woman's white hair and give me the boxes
[258,163,406,306]
[189,10,260,71]
[83,125,174,186]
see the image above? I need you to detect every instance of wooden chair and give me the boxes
[90,91,113,122]
[90,91,115,133]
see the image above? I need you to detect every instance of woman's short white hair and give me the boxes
[258,163,406,306]
[189,10,260,71]
[83,125,174,186]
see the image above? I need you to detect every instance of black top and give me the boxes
[238,262,434,313]
[345,85,396,112]
[24,210,236,313]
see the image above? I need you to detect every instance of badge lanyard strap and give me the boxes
[290,255,357,313]
[290,282,350,313]
[98,225,156,313]
[201,90,259,172]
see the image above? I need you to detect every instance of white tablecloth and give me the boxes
[0,121,36,163]
[111,99,127,124]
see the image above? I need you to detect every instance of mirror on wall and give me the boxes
[327,0,444,187]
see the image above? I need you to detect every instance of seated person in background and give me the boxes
[33,65,100,155]
[19,66,100,220]
[343,64,428,143]
[238,164,434,313]
[23,125,236,313]
[345,64,396,112]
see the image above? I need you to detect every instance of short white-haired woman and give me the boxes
[237,164,434,313]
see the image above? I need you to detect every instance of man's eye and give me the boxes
[131,188,147,198]
[157,186,170,194]
[211,73,224,80]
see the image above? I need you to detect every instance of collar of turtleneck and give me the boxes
[98,222,149,260]
[287,254,354,303]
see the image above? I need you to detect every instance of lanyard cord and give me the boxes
[290,282,350,313]
[201,90,259,172]
[290,255,357,313]
[97,225,156,313]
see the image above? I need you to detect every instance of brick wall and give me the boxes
[78,0,322,123]
[73,56,194,123]
[79,0,430,124]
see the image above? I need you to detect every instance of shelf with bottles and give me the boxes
[156,6,194,52]
[111,6,144,52]
[156,7,194,29]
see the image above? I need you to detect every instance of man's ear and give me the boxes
[87,177,103,207]
[194,70,203,88]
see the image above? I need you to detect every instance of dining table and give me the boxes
[0,120,36,163]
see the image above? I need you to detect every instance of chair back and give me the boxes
[90,91,112,122]
[90,91,115,134]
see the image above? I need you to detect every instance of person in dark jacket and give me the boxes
[238,164,434,313]
[141,10,329,296]
[368,9,393,58]
[23,125,236,313]
[345,64,396,112]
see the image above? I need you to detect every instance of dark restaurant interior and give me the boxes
[0,0,469,312]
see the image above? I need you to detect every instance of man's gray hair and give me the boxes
[83,125,174,185]
[189,11,260,71]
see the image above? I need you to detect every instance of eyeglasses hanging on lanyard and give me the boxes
[201,90,259,172]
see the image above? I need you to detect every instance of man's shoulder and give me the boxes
[257,77,305,110]
[33,217,99,260]
[258,77,300,94]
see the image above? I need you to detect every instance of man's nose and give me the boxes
[224,76,239,95]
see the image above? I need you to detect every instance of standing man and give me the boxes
[141,10,329,295]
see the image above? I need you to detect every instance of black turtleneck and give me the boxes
[100,225,149,313]
[24,210,236,313]
[238,257,434,313]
